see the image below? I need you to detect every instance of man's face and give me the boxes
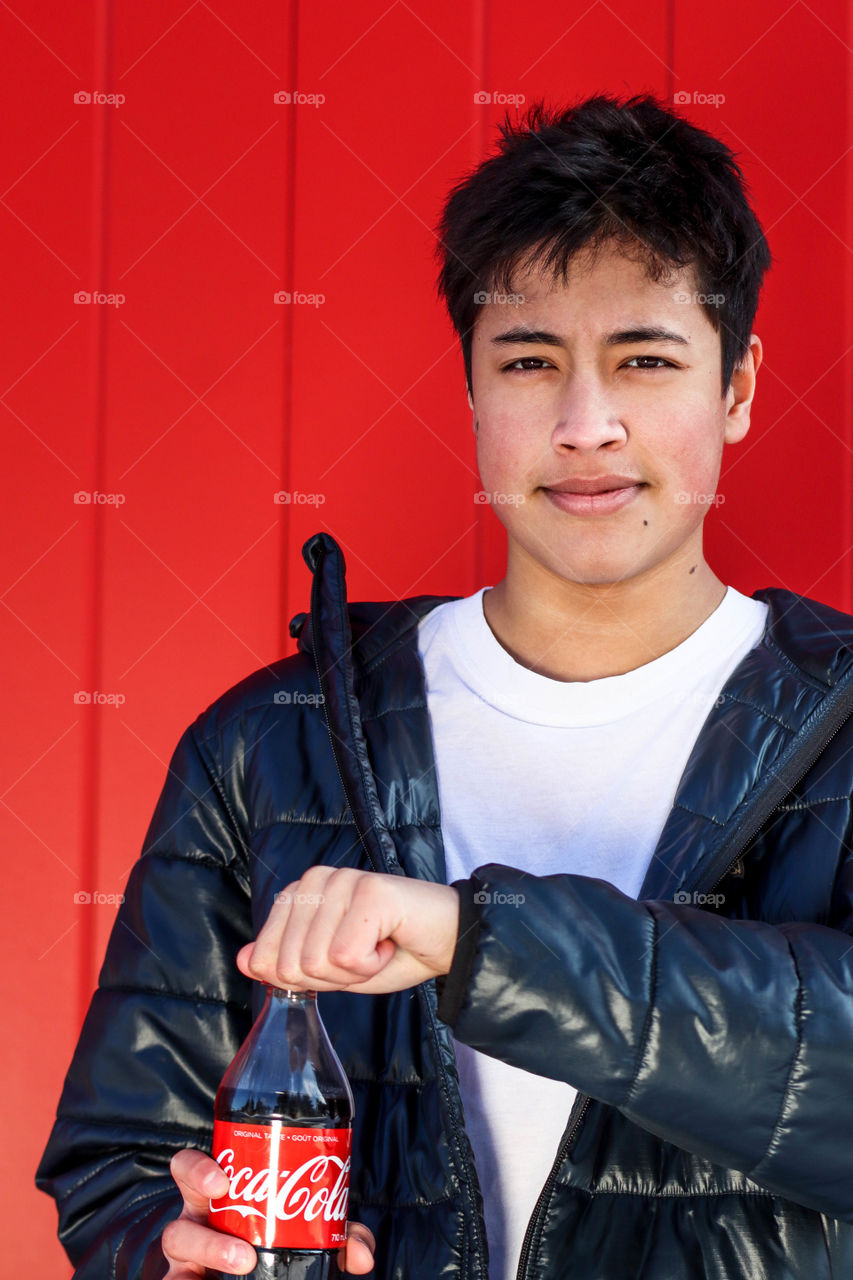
[468,240,759,592]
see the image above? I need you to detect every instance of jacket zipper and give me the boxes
[307,541,490,1279]
[515,674,853,1280]
[311,638,385,876]
[515,1091,592,1280]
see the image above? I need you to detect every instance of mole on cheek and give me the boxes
[643,520,648,526]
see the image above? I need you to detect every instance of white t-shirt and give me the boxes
[416,585,769,1280]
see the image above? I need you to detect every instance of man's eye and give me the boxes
[501,358,553,373]
[622,356,676,370]
[501,355,677,375]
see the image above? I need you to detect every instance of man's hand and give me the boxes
[162,1148,376,1276]
[237,865,461,995]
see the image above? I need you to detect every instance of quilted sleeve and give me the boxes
[435,861,853,1223]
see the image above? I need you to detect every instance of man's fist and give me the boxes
[237,865,461,995]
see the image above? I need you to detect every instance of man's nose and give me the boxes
[550,374,628,450]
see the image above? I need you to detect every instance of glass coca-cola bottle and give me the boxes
[208,985,355,1280]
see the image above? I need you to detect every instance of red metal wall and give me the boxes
[3,2,852,1272]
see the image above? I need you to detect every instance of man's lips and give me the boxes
[544,475,645,495]
[542,482,646,515]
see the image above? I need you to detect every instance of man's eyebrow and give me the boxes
[489,325,691,348]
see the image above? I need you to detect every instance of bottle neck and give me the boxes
[266,984,318,1003]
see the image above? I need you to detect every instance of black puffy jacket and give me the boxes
[37,530,853,1279]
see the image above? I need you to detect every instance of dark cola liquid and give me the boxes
[209,1246,341,1280]
[209,1247,340,1280]
[208,1089,352,1280]
[217,1086,352,1125]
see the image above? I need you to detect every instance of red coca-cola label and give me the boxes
[209,1120,352,1250]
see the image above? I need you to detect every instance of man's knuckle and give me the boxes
[328,940,355,967]
[302,864,328,885]
[350,874,375,900]
[327,864,356,888]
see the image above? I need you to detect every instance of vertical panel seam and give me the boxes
[473,0,488,594]
[280,1,299,657]
[78,0,114,1027]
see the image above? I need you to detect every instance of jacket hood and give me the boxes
[288,530,853,689]
[288,531,460,669]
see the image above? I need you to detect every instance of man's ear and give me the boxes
[725,334,763,445]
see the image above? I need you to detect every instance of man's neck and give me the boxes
[481,566,728,683]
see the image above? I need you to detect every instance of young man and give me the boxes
[38,93,853,1279]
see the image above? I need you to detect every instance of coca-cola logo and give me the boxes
[208,1121,352,1250]
[212,1147,350,1222]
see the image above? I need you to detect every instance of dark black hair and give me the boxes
[433,91,773,398]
